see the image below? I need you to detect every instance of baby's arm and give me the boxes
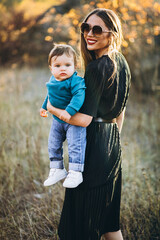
[41,95,48,110]
[65,76,86,116]
[40,95,48,117]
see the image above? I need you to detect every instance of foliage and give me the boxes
[0,68,159,239]
[0,0,160,88]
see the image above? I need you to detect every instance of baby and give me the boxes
[40,44,86,188]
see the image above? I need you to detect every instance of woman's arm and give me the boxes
[47,100,92,127]
[116,108,126,133]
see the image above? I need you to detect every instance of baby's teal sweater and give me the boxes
[42,71,86,123]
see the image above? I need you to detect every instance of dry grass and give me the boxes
[120,90,160,240]
[0,68,159,240]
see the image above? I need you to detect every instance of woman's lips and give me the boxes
[87,38,97,45]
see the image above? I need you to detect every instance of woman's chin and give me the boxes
[86,44,97,51]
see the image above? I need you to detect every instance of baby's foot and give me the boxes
[44,168,67,186]
[63,170,83,188]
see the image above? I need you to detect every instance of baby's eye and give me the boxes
[55,64,60,67]
[66,64,71,67]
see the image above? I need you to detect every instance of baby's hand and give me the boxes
[59,110,71,122]
[40,108,48,117]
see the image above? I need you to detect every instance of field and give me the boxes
[0,68,159,240]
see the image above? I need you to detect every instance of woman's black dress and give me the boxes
[58,52,131,240]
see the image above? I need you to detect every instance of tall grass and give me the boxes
[0,68,159,240]
[120,90,160,240]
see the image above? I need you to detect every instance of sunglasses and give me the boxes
[80,22,112,37]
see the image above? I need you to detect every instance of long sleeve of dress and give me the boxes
[80,56,114,117]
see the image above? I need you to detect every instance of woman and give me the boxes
[47,8,131,240]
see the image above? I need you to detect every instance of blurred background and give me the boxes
[0,0,160,239]
[0,0,160,91]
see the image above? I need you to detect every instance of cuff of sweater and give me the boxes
[65,106,77,116]
[41,103,47,110]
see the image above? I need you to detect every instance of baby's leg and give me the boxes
[48,118,66,169]
[63,125,86,188]
[43,119,67,187]
[66,125,86,172]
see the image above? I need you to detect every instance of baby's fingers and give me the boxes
[40,111,48,117]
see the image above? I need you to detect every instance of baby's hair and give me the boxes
[48,44,77,66]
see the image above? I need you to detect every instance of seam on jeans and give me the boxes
[80,127,83,163]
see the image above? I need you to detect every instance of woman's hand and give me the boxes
[47,99,92,127]
[116,108,126,133]
[47,100,70,122]
[59,110,71,122]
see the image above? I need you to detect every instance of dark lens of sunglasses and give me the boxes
[81,23,103,36]
[81,23,90,34]
[93,26,103,35]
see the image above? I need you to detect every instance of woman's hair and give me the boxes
[80,8,123,69]
[48,44,77,66]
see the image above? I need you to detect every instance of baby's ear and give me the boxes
[49,65,52,71]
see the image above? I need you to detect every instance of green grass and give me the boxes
[0,68,159,240]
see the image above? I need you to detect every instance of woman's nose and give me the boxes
[87,29,94,36]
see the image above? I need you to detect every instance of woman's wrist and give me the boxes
[47,100,58,116]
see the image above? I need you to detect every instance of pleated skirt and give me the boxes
[58,122,122,240]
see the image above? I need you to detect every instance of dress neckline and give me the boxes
[96,54,109,60]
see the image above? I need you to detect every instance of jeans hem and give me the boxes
[50,160,64,169]
[69,163,84,172]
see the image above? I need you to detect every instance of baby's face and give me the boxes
[50,53,75,81]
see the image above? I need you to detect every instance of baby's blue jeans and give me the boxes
[48,118,86,172]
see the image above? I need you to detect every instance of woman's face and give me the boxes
[84,14,111,58]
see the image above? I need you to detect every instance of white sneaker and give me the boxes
[44,168,67,187]
[63,170,83,188]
